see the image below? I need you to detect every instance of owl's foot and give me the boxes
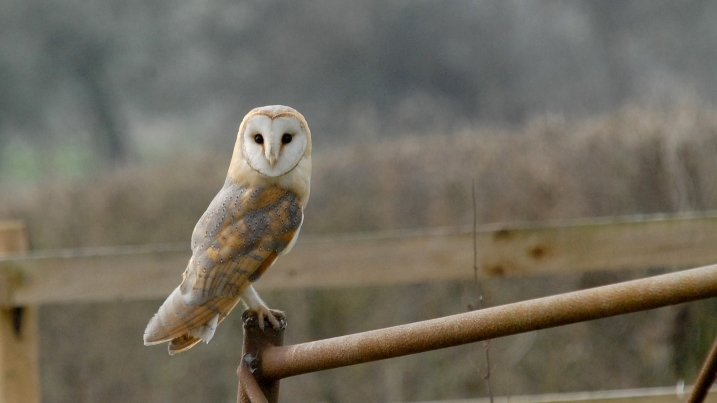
[256,307,286,331]
[240,286,286,330]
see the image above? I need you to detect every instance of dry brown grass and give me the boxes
[2,103,717,402]
[308,102,717,233]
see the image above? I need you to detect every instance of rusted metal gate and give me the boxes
[236,264,717,403]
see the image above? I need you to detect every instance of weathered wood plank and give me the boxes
[2,212,717,305]
[0,223,39,403]
[0,222,29,258]
[410,385,716,403]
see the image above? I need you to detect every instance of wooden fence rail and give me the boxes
[409,386,717,403]
[1,211,717,306]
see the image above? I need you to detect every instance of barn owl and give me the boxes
[143,105,311,354]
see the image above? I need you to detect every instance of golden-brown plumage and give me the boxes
[144,106,311,354]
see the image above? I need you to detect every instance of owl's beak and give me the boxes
[265,145,279,168]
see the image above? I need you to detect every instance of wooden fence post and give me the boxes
[0,222,39,403]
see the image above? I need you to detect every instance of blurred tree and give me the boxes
[0,0,129,169]
[41,6,128,166]
[2,0,717,170]
[65,38,127,165]
[584,1,632,105]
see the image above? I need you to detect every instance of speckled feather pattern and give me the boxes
[143,183,302,352]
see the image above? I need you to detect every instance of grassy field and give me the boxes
[2,103,717,402]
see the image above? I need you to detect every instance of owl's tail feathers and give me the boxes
[168,334,202,355]
[143,287,241,354]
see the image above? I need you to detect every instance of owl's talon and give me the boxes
[269,309,287,329]
[255,307,285,330]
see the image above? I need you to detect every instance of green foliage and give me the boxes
[0,138,43,181]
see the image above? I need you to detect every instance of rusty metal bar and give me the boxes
[237,310,285,403]
[689,334,717,403]
[259,264,717,380]
[237,363,267,403]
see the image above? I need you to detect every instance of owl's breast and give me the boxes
[191,183,303,259]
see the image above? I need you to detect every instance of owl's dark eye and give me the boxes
[254,134,264,144]
[281,133,293,144]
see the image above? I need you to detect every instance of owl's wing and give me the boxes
[143,184,302,350]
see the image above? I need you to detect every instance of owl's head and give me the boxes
[228,106,312,199]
